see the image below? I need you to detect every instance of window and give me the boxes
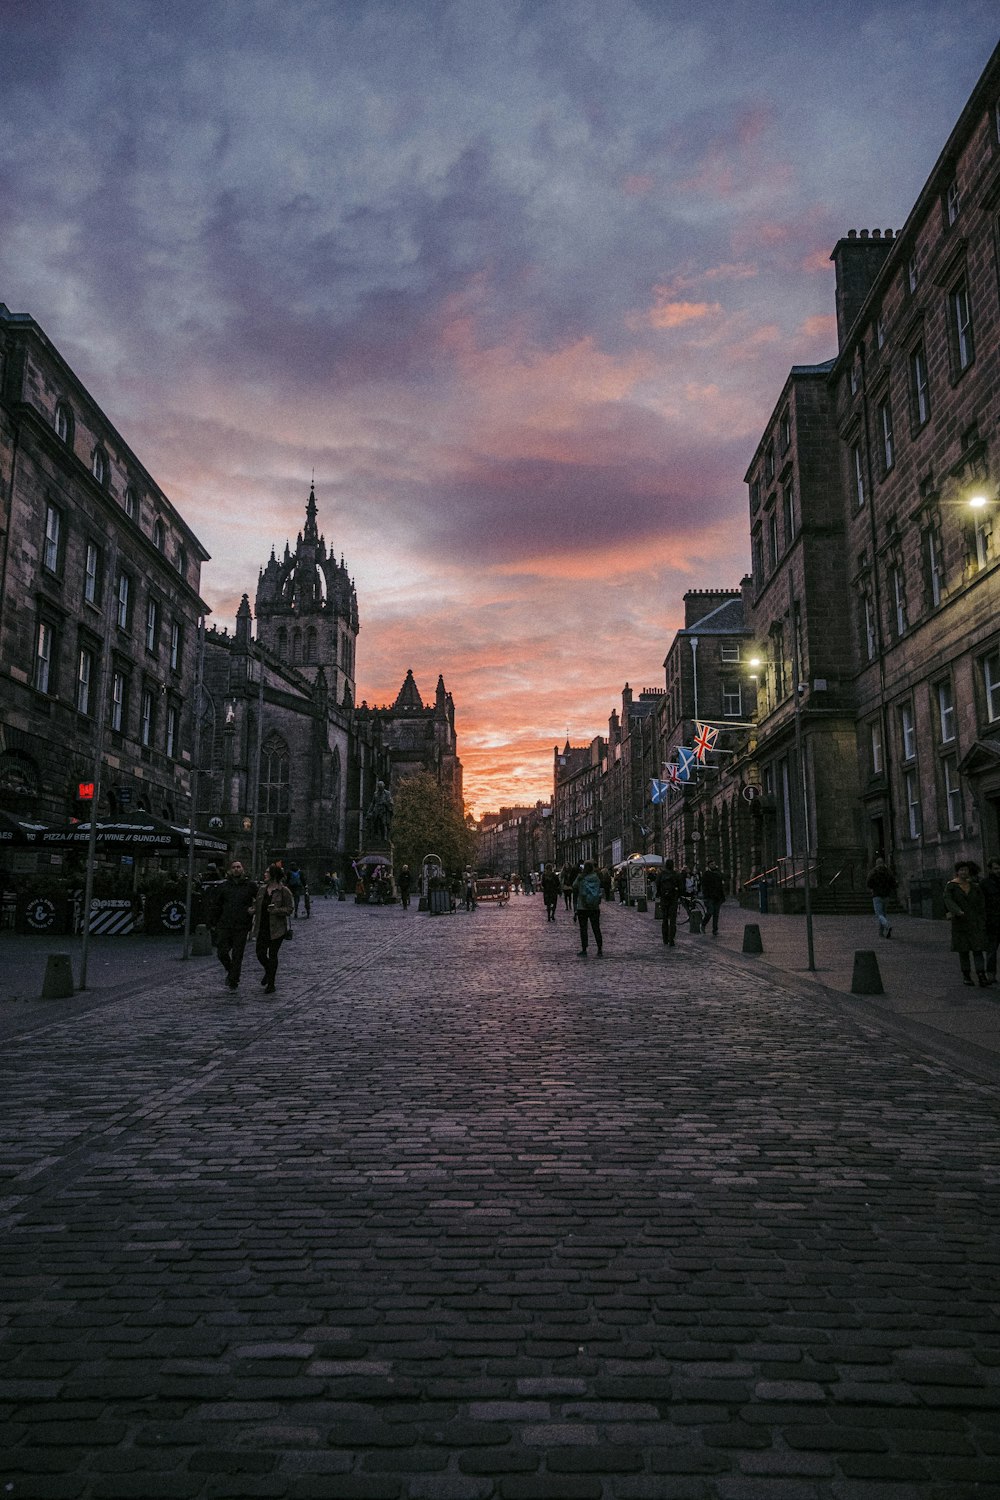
[861,592,877,661]
[907,255,918,294]
[937,680,956,743]
[722,681,743,718]
[115,571,132,631]
[869,719,883,776]
[110,670,127,733]
[900,702,916,761]
[782,482,794,544]
[84,540,102,605]
[850,357,860,396]
[751,526,763,585]
[878,398,894,472]
[942,755,962,832]
[259,733,291,814]
[909,343,930,427]
[984,650,1000,723]
[904,768,921,838]
[124,486,138,521]
[768,510,779,567]
[973,510,991,572]
[153,519,165,552]
[749,477,761,510]
[772,627,786,701]
[764,443,775,483]
[852,443,865,508]
[140,688,154,748]
[76,646,94,716]
[778,408,790,453]
[175,544,186,578]
[43,503,62,574]
[54,402,73,443]
[34,619,54,694]
[946,178,960,225]
[169,619,182,672]
[951,279,974,372]
[92,448,108,486]
[721,642,741,663]
[926,527,944,607]
[875,313,886,350]
[166,704,179,759]
[145,597,159,654]
[890,563,907,638]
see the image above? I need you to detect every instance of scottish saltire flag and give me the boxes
[693,722,720,762]
[650,779,671,804]
[675,747,696,782]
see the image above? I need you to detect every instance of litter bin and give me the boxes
[429,888,450,915]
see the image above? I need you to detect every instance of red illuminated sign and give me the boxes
[78,782,95,800]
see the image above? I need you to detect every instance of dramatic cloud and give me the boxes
[1,0,995,813]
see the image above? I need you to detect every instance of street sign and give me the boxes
[742,784,762,803]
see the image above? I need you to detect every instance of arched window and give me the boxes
[175,544,186,578]
[54,402,73,445]
[306,627,317,663]
[259,732,290,815]
[92,448,108,486]
[292,628,302,664]
[124,486,138,521]
[277,627,288,660]
[153,518,165,551]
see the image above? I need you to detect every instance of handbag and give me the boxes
[284,925,294,942]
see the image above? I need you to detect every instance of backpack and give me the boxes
[578,872,602,911]
[288,869,302,888]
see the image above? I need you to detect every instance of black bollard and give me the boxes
[851,950,884,995]
[742,923,763,954]
[41,954,74,999]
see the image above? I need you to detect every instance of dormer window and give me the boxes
[92,448,108,487]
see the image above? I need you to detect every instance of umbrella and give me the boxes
[0,810,51,845]
[39,812,228,857]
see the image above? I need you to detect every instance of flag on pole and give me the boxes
[675,746,696,782]
[693,722,720,762]
[650,778,671,804]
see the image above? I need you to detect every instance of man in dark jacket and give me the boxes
[541,868,561,921]
[208,860,258,992]
[700,861,726,935]
[866,855,897,938]
[656,859,685,948]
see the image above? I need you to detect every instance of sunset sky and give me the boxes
[2,3,997,816]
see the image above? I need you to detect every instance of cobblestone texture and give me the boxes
[2,898,999,1496]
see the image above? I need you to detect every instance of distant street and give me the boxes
[2,896,1000,1498]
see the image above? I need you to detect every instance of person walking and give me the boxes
[287,863,304,917]
[656,858,685,948]
[561,863,577,912]
[541,867,560,921]
[866,855,897,939]
[980,857,1000,986]
[207,859,258,992]
[699,861,726,936]
[252,864,295,995]
[572,860,603,957]
[397,864,412,909]
[943,860,989,988]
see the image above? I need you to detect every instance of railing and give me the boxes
[743,855,820,891]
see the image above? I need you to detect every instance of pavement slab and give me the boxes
[1,896,1000,1496]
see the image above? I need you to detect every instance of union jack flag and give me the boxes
[662,763,682,784]
[693,722,720,762]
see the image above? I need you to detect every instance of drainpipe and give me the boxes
[690,636,699,724]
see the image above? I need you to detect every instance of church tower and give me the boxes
[254,483,359,706]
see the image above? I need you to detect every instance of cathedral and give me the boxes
[199,485,462,881]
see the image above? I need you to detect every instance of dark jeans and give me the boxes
[578,909,602,953]
[255,931,286,988]
[545,899,557,921]
[399,888,411,909]
[216,927,249,983]
[660,900,678,945]
[702,898,723,934]
[958,949,987,977]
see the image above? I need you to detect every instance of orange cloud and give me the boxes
[647,297,724,330]
[798,313,837,341]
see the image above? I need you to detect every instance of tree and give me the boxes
[391,773,475,875]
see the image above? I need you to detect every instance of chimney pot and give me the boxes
[860,229,869,239]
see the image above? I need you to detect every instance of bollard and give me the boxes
[851,950,884,995]
[637,897,648,913]
[41,954,74,999]
[191,923,213,956]
[742,923,763,954]
[689,906,703,934]
[654,900,662,921]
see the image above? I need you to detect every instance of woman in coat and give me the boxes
[252,864,295,994]
[943,860,988,987]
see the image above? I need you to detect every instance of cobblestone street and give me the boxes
[2,896,1000,1499]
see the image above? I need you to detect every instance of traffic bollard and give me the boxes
[41,954,74,999]
[851,950,884,995]
[742,923,763,954]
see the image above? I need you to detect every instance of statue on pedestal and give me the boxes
[366,779,394,845]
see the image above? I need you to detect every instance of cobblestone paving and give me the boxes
[2,898,1000,1499]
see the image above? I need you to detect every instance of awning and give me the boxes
[38,813,229,856]
[0,811,52,846]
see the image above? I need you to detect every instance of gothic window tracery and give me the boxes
[260,732,290,815]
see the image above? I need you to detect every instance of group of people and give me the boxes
[867,854,1000,987]
[540,858,727,958]
[203,860,296,996]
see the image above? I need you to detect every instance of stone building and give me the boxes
[0,303,209,851]
[477,800,553,880]
[599,686,660,870]
[198,485,462,883]
[553,737,604,871]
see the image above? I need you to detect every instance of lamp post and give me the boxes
[748,642,816,972]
